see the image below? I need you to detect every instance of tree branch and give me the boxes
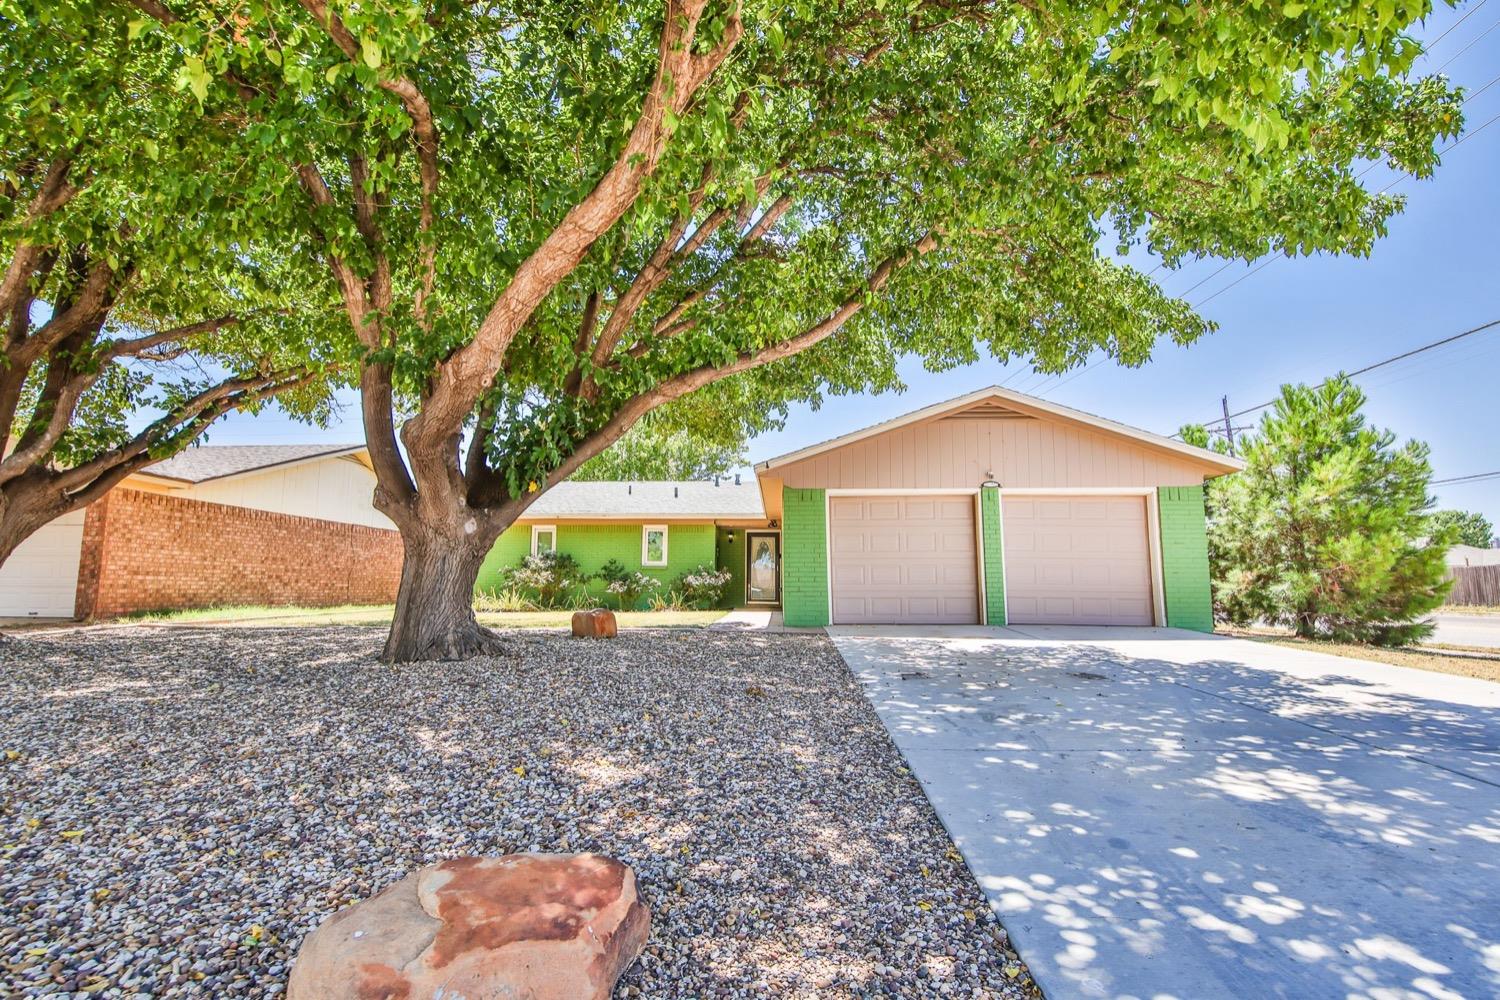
[525,232,937,500]
[53,367,317,497]
[409,0,743,445]
[0,159,80,323]
[104,313,242,359]
[298,0,439,326]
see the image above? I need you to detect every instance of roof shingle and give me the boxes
[143,444,365,483]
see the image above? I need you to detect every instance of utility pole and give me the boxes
[1221,395,1237,456]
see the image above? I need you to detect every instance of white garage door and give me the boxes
[1002,495,1153,626]
[830,495,979,624]
[0,508,85,617]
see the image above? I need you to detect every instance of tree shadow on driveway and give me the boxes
[834,629,1500,1000]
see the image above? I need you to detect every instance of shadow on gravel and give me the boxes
[1,626,1036,999]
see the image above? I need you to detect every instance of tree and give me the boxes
[1429,509,1494,549]
[1209,378,1452,646]
[115,0,1463,660]
[0,4,344,569]
[572,423,746,482]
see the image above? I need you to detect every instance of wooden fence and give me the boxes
[1447,565,1500,607]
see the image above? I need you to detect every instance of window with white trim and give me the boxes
[641,524,668,567]
[530,525,557,556]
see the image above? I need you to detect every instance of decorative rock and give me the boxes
[571,608,618,639]
[287,854,649,1000]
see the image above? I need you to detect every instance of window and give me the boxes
[530,525,557,556]
[641,524,668,567]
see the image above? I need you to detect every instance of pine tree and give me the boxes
[1209,378,1453,646]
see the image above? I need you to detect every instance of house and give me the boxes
[4,385,1241,626]
[1447,544,1500,568]
[479,385,1243,629]
[0,444,403,619]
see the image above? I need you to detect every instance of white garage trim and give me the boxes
[974,494,988,625]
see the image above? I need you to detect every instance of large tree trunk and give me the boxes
[382,520,506,663]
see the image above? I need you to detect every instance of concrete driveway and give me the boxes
[831,625,1500,1000]
[1429,612,1500,650]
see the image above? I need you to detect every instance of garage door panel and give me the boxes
[1003,495,1153,626]
[830,495,978,624]
[904,531,936,553]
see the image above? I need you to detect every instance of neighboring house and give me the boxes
[0,444,402,619]
[1447,544,1500,568]
[479,385,1243,629]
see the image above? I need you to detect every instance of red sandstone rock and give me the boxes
[288,854,650,1000]
[570,608,618,639]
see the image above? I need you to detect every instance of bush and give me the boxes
[675,565,732,609]
[604,571,660,611]
[507,550,589,609]
[473,587,538,613]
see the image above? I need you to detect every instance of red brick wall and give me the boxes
[75,488,405,619]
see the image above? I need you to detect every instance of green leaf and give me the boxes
[361,36,381,70]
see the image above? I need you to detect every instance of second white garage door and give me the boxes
[829,495,978,624]
[1002,495,1154,626]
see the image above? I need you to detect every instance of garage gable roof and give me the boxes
[755,386,1244,476]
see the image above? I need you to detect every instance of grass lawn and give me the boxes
[1223,626,1500,684]
[126,604,727,629]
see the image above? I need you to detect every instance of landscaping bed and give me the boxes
[1,627,1037,998]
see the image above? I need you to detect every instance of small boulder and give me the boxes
[571,608,618,639]
[288,854,650,1000]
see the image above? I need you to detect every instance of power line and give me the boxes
[1433,11,1500,74]
[1432,469,1500,486]
[1193,316,1500,424]
[1425,0,1491,52]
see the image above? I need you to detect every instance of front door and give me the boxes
[746,531,780,605]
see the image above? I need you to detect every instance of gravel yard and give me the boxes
[1,626,1038,999]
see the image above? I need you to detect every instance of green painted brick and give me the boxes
[781,487,829,627]
[715,526,746,609]
[980,486,1006,625]
[1157,485,1214,632]
[475,522,716,607]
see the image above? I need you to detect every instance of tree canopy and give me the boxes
[1430,509,1495,549]
[0,1,347,559]
[572,423,747,482]
[1208,378,1452,645]
[75,0,1466,658]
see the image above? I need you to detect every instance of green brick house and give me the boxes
[478,386,1242,628]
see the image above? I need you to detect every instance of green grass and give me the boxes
[124,604,727,629]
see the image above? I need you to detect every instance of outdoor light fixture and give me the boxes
[725,530,736,543]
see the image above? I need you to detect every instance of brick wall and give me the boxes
[75,488,405,619]
[980,487,1007,625]
[781,488,829,627]
[1157,485,1214,632]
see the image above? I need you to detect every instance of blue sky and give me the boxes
[206,3,1500,527]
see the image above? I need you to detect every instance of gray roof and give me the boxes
[143,444,365,483]
[525,479,764,519]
